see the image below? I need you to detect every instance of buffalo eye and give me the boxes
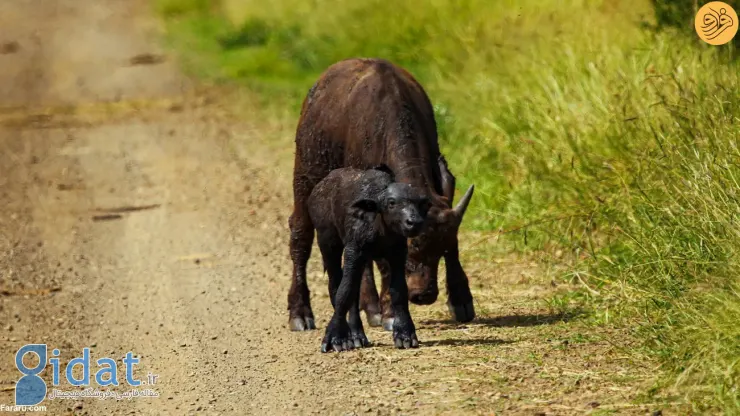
[387,198,396,209]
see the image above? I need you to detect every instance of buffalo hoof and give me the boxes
[382,317,395,332]
[321,320,353,353]
[289,315,316,331]
[393,329,419,349]
[447,300,476,323]
[365,312,383,327]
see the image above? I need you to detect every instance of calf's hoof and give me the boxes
[289,308,316,331]
[392,328,419,349]
[447,300,476,323]
[320,321,354,353]
[382,317,395,332]
[365,312,383,327]
[351,330,371,349]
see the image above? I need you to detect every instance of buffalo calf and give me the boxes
[308,165,430,352]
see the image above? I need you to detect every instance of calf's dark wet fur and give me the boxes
[307,165,430,352]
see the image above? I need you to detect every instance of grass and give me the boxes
[154,0,740,412]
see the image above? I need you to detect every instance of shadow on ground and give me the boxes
[424,337,514,347]
[420,310,583,329]
[367,337,513,349]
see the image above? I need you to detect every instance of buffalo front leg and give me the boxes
[287,186,317,331]
[359,262,383,327]
[444,238,475,323]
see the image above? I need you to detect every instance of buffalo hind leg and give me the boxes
[287,180,317,331]
[444,239,475,323]
[359,262,382,327]
[376,259,395,331]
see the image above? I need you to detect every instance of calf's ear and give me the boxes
[349,199,379,221]
[370,164,395,180]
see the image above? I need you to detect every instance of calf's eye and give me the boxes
[387,199,396,208]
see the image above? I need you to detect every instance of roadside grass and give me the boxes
[155,0,740,412]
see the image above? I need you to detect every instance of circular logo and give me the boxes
[695,2,738,45]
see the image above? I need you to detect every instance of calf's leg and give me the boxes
[348,296,370,348]
[321,245,368,352]
[387,250,419,349]
[317,230,343,307]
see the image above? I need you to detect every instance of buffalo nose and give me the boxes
[409,290,438,305]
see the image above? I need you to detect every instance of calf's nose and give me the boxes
[403,217,424,233]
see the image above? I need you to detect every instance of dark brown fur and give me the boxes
[288,58,475,332]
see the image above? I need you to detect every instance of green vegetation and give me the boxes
[155,0,739,412]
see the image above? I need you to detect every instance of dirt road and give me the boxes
[0,1,660,415]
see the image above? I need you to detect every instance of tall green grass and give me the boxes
[156,0,740,411]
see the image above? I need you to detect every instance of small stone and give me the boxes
[222,349,228,355]
[0,41,20,55]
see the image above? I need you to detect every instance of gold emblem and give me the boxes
[695,2,738,45]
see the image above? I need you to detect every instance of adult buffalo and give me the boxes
[288,58,475,332]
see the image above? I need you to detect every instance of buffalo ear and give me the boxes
[350,199,379,221]
[429,206,455,225]
[438,155,456,205]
